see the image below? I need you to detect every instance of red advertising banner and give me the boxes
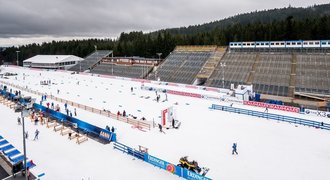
[167,90,202,98]
[243,101,300,113]
[132,79,151,83]
[185,85,198,89]
[205,87,220,92]
[168,83,179,87]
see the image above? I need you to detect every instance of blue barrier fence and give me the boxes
[113,142,212,180]
[210,104,330,130]
[33,103,116,142]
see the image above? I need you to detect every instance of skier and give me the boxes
[17,117,21,125]
[232,143,238,155]
[64,103,68,110]
[122,110,126,117]
[69,111,72,117]
[172,118,175,128]
[165,93,168,101]
[46,102,50,109]
[66,108,69,116]
[111,126,115,133]
[51,102,54,109]
[57,89,60,94]
[34,129,40,140]
[131,87,133,93]
[74,108,77,116]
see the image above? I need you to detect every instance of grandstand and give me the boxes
[69,50,112,72]
[206,52,256,88]
[295,53,330,97]
[149,46,214,84]
[251,53,292,97]
[90,57,159,79]
[91,62,152,78]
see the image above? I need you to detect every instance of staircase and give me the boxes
[196,47,227,79]
[288,53,297,97]
[245,53,260,84]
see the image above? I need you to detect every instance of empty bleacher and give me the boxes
[150,49,212,84]
[207,52,256,88]
[91,63,152,79]
[295,53,330,95]
[252,53,292,96]
[69,50,112,72]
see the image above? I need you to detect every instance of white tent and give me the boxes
[23,55,84,69]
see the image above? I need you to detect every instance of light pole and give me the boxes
[21,108,29,180]
[156,53,162,62]
[111,52,114,75]
[156,53,162,80]
[220,62,226,89]
[16,51,20,66]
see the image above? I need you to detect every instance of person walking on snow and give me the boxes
[34,129,40,140]
[51,102,54,109]
[46,102,50,109]
[264,107,269,113]
[64,103,68,110]
[74,108,77,116]
[158,124,164,133]
[232,143,238,155]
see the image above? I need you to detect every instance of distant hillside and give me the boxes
[155,3,330,35]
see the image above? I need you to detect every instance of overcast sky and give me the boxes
[0,0,328,46]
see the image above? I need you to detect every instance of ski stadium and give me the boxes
[0,41,330,180]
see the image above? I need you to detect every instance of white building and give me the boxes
[23,55,84,70]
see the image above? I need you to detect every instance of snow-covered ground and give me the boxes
[1,66,330,180]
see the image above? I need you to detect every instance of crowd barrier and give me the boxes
[33,103,116,142]
[113,142,212,180]
[210,104,330,130]
[0,80,152,131]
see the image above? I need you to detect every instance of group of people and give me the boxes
[117,110,126,117]
[105,125,115,133]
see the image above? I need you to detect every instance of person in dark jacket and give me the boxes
[232,143,238,155]
[106,125,110,131]
[158,124,163,133]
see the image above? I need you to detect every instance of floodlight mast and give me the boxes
[16,51,20,66]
